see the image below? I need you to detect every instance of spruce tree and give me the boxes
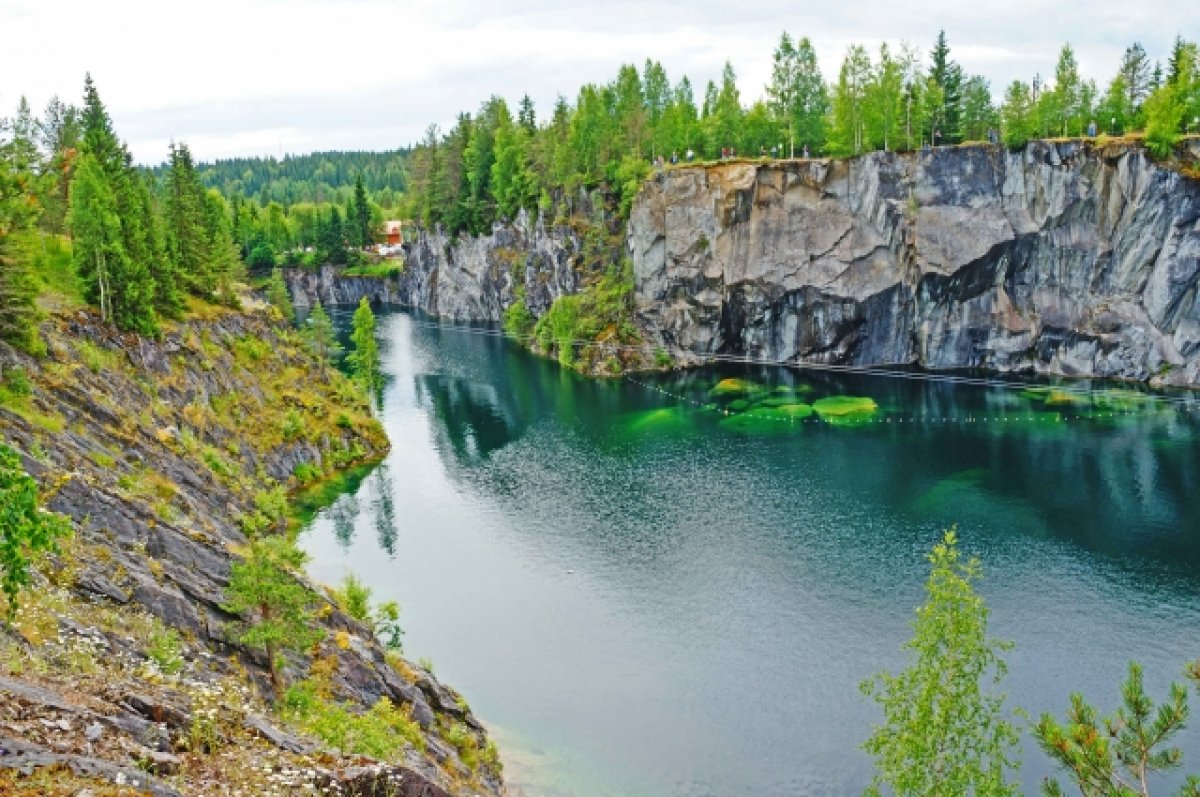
[352,173,371,248]
[73,77,158,333]
[929,31,963,143]
[164,141,214,296]
[347,297,380,395]
[304,301,341,364]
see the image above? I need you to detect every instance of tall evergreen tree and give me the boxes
[352,173,371,248]
[348,297,380,396]
[1118,43,1153,126]
[69,153,157,334]
[164,141,213,295]
[929,31,963,143]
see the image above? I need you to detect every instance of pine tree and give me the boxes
[1118,43,1153,126]
[1036,661,1200,796]
[862,529,1021,796]
[222,534,323,698]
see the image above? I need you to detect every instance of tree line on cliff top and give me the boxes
[404,31,1200,236]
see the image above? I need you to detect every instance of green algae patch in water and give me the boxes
[812,395,879,425]
[812,395,878,416]
[718,402,814,435]
[1091,389,1164,413]
[709,378,763,398]
[728,399,752,412]
[757,396,808,408]
[620,406,697,437]
[1020,386,1090,407]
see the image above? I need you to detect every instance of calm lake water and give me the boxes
[302,309,1200,797]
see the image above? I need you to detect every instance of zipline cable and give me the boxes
[388,315,1200,410]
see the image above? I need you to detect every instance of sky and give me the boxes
[0,0,1189,165]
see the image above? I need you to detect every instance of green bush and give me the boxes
[2,367,31,397]
[280,409,306,442]
[281,682,424,758]
[330,573,372,623]
[146,626,185,675]
[0,444,71,621]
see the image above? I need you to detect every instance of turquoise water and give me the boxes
[302,310,1200,796]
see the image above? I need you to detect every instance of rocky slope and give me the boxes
[629,140,1200,385]
[0,305,503,795]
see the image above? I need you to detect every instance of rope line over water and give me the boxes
[394,316,1200,414]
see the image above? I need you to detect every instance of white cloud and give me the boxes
[0,0,1187,163]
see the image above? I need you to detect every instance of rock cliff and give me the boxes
[0,306,503,795]
[288,209,583,322]
[629,140,1200,385]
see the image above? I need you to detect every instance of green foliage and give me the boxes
[303,301,342,365]
[222,534,323,696]
[0,443,71,622]
[375,600,404,651]
[264,268,294,321]
[281,682,425,759]
[347,298,381,395]
[146,626,185,676]
[69,153,158,335]
[330,573,372,623]
[280,408,306,442]
[533,256,635,370]
[2,366,30,397]
[1001,81,1037,148]
[862,529,1020,796]
[503,290,536,339]
[1036,661,1200,796]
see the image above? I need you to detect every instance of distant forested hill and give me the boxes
[167,149,410,208]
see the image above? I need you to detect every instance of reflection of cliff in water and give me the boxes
[415,375,524,464]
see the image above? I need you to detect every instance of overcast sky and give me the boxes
[0,0,1188,165]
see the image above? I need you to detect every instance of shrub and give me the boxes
[0,444,71,622]
[330,573,372,623]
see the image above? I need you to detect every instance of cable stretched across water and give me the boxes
[394,315,1200,410]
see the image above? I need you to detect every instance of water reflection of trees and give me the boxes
[373,463,398,557]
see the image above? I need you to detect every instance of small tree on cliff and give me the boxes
[347,297,381,396]
[0,443,71,623]
[222,534,323,698]
[264,267,294,322]
[304,301,341,365]
[862,528,1021,796]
